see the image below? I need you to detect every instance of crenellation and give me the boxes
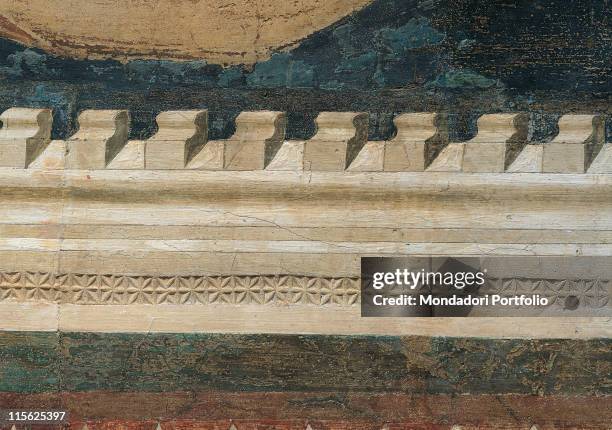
[463,113,528,172]
[268,112,369,171]
[189,111,285,170]
[224,111,286,170]
[268,112,368,171]
[429,113,528,173]
[509,114,605,173]
[0,108,52,168]
[348,113,447,172]
[145,110,208,169]
[0,108,607,174]
[387,113,448,171]
[65,110,130,169]
[267,112,368,171]
[551,114,604,144]
[543,114,604,173]
[306,112,368,171]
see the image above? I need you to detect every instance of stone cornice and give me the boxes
[1,109,610,337]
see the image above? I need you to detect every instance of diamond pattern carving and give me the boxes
[0,272,607,308]
[0,271,361,306]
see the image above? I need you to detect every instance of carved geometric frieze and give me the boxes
[0,272,361,306]
[0,271,609,308]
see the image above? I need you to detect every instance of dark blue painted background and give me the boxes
[0,0,609,142]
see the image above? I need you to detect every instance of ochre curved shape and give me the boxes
[0,0,373,65]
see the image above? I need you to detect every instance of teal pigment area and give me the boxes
[0,333,610,395]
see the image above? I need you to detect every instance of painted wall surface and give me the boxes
[0,0,609,142]
[0,2,610,428]
[0,333,609,394]
[0,333,610,427]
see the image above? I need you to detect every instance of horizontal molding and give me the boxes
[55,305,612,337]
[3,225,612,243]
[0,170,610,279]
[4,239,612,255]
[0,302,58,331]
[0,302,609,338]
[1,171,611,226]
[4,246,612,280]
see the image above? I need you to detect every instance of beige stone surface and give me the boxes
[0,108,52,168]
[0,302,58,331]
[7,224,612,244]
[427,113,529,173]
[301,112,368,171]
[589,144,612,173]
[542,114,604,173]
[65,110,130,169]
[56,304,612,339]
[507,144,543,172]
[510,115,605,173]
[266,141,305,171]
[29,140,66,170]
[462,113,528,173]
[542,143,584,173]
[224,111,286,170]
[0,0,373,65]
[187,142,225,170]
[145,110,208,169]
[188,111,286,170]
[347,141,385,171]
[0,109,611,336]
[427,143,464,171]
[463,142,506,172]
[348,114,446,172]
[550,114,604,144]
[0,295,605,338]
[1,167,611,279]
[384,113,446,171]
[107,140,145,169]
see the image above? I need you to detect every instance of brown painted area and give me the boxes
[69,423,442,430]
[1,332,609,395]
[0,15,36,44]
[0,0,372,65]
[1,392,611,428]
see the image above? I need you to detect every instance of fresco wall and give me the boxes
[0,1,610,429]
[0,0,609,142]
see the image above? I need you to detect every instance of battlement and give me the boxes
[1,108,609,173]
